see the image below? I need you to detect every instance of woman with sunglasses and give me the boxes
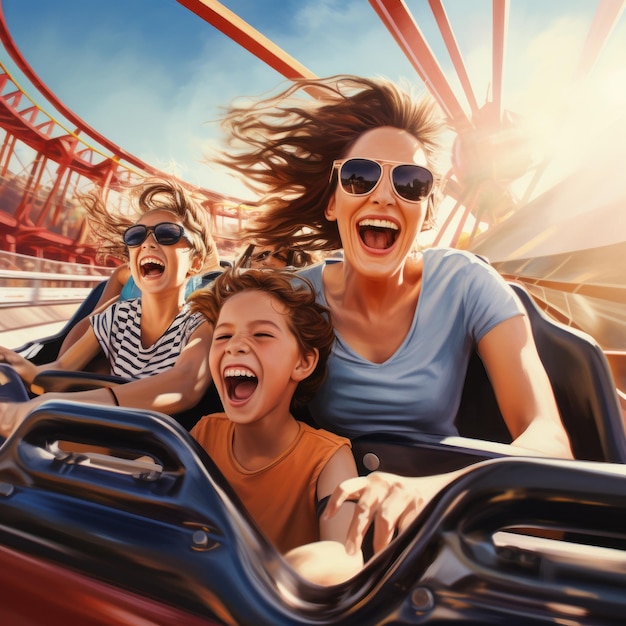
[0,178,217,438]
[214,75,572,462]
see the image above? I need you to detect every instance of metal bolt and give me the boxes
[411,586,434,612]
[192,530,210,548]
[362,452,380,471]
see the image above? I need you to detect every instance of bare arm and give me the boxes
[107,322,213,414]
[0,322,213,438]
[283,445,363,585]
[317,445,359,542]
[478,315,573,459]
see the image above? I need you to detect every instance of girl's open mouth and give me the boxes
[140,257,165,277]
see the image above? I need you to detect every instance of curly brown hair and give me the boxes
[84,177,218,270]
[188,268,334,408]
[215,75,446,251]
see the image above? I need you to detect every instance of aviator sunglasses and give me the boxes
[123,222,189,247]
[331,157,434,202]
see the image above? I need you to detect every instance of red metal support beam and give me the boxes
[575,0,626,81]
[491,0,509,126]
[368,0,471,130]
[176,0,328,98]
[428,0,479,117]
[0,2,157,175]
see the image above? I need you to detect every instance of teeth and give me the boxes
[358,219,398,230]
[140,257,165,266]
[224,368,256,378]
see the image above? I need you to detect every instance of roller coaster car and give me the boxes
[2,404,626,625]
[2,277,626,624]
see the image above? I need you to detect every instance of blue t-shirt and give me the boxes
[298,248,525,439]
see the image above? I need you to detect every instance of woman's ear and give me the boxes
[325,196,337,222]
[292,348,319,382]
[420,194,436,231]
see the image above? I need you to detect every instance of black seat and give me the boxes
[16,279,108,364]
[455,282,626,463]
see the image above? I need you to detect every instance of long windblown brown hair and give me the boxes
[84,177,218,270]
[214,75,446,251]
[188,268,335,408]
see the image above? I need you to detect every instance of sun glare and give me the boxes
[601,68,626,105]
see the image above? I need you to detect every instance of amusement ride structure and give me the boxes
[1,4,626,624]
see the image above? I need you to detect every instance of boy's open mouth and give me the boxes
[140,257,165,277]
[358,218,399,250]
[224,367,258,401]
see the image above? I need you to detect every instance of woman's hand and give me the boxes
[323,470,465,556]
[322,472,426,556]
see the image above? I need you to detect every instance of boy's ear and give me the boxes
[292,348,319,382]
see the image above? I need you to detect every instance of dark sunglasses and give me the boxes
[123,222,189,247]
[331,157,434,202]
[251,249,289,264]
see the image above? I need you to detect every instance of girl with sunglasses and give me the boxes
[214,75,572,463]
[0,178,217,438]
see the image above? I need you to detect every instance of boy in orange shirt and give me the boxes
[188,268,363,585]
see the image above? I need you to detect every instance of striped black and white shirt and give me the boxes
[91,298,205,379]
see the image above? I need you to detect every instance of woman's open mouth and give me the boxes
[224,367,258,402]
[358,218,399,250]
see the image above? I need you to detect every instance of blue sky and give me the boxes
[1,0,624,201]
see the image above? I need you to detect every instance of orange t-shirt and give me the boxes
[190,413,351,554]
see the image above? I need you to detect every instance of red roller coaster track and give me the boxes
[0,0,253,263]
